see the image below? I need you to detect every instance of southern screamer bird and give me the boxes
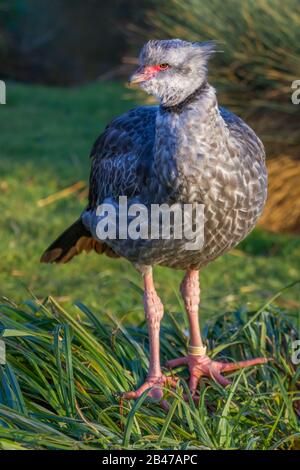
[41,40,268,403]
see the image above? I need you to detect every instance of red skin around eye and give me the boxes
[144,65,168,74]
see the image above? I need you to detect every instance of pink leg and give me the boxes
[144,270,163,379]
[180,269,203,349]
[123,269,176,401]
[166,269,269,395]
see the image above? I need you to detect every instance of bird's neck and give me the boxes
[153,83,229,203]
[160,81,209,113]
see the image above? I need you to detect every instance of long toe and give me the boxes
[122,375,177,402]
[122,381,151,399]
[217,357,269,373]
[166,357,188,368]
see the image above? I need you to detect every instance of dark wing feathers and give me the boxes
[88,105,157,208]
[41,105,157,264]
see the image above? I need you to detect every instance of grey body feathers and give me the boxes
[83,83,267,270]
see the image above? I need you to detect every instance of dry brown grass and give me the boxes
[259,156,300,234]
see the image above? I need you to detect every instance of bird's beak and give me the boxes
[128,66,148,86]
[128,65,157,86]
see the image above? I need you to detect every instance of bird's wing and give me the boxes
[88,105,158,209]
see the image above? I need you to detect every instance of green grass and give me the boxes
[0,81,300,449]
[0,297,299,449]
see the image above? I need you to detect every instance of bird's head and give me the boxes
[129,39,215,107]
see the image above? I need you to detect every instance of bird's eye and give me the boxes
[158,63,169,70]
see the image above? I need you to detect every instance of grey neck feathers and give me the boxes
[160,81,209,114]
[153,83,228,202]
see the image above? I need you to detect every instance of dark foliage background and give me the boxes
[0,0,151,85]
[2,0,297,158]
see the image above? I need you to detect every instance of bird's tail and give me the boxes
[40,218,106,264]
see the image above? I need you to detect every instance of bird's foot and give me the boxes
[166,354,269,395]
[122,374,177,401]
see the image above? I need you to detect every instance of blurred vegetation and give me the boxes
[0,0,152,85]
[136,0,300,158]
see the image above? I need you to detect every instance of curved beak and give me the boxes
[128,65,159,86]
[128,66,148,86]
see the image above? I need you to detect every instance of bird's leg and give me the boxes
[180,269,203,349]
[166,269,268,396]
[123,269,176,401]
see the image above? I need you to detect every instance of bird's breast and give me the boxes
[153,110,231,204]
[152,108,267,220]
